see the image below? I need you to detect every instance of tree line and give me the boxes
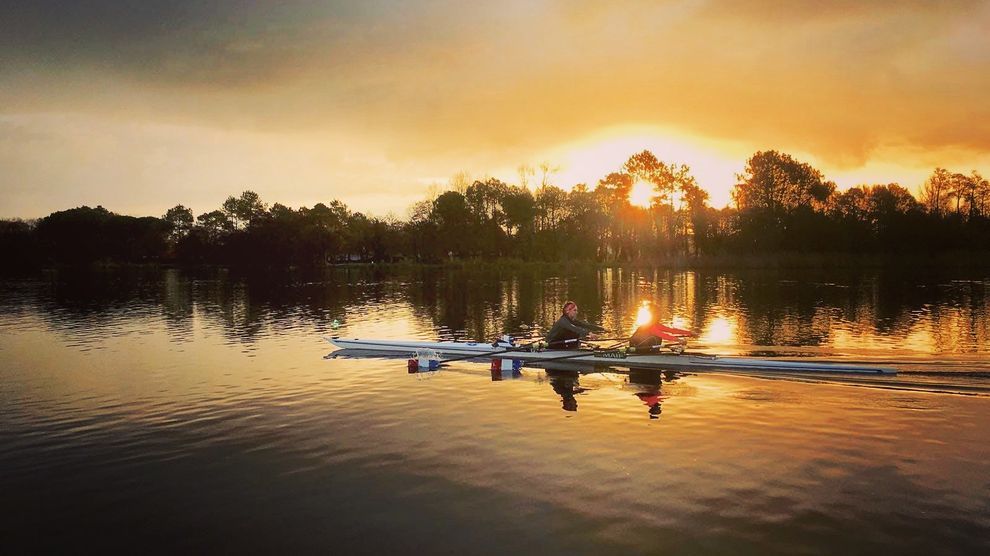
[3,149,989,269]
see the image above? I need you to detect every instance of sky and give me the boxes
[2,0,989,219]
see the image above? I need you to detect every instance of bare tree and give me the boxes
[919,168,952,217]
[517,164,535,190]
[539,161,560,189]
[449,171,472,195]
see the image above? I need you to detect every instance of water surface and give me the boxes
[2,266,989,554]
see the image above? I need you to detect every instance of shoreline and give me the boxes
[7,250,990,275]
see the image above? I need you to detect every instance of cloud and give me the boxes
[1,1,989,216]
[0,113,431,219]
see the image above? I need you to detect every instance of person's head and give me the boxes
[562,301,578,318]
[632,303,655,332]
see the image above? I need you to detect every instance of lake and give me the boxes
[2,265,989,554]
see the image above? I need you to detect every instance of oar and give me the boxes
[531,341,629,363]
[436,337,578,365]
[544,331,624,349]
[582,336,628,343]
[535,341,689,365]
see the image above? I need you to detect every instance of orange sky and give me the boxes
[2,1,989,218]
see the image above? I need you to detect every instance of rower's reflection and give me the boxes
[540,364,681,419]
[331,349,683,419]
[545,370,589,412]
[627,368,678,419]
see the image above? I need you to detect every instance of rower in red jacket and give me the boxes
[629,313,697,352]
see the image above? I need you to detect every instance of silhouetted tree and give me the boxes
[0,219,41,270]
[197,210,234,241]
[163,205,194,245]
[222,191,268,229]
[920,168,953,218]
[432,191,471,257]
[732,151,835,251]
[595,172,635,260]
[10,152,990,270]
[34,206,168,264]
[466,178,509,256]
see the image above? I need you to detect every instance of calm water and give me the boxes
[2,266,989,554]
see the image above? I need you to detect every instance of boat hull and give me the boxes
[325,337,897,375]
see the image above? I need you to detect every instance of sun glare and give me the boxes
[629,181,654,208]
[535,125,746,208]
[702,316,735,345]
[633,303,654,327]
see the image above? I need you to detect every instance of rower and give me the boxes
[545,301,606,349]
[629,308,697,354]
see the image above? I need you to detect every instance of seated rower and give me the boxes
[545,301,606,349]
[630,313,697,353]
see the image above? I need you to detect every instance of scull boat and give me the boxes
[325,337,897,375]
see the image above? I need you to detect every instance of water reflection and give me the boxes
[545,369,586,412]
[7,265,990,367]
[390,351,686,420]
[627,368,678,420]
[4,267,990,554]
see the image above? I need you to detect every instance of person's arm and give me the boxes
[556,317,592,338]
[545,318,591,348]
[655,323,697,336]
[572,319,606,333]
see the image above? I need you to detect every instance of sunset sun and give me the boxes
[629,181,654,208]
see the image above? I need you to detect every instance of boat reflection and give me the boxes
[330,349,686,419]
[532,362,681,418]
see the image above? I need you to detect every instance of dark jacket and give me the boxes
[545,315,605,348]
[630,324,663,348]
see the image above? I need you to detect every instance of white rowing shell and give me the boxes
[324,337,896,375]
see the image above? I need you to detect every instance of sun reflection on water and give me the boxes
[703,316,735,346]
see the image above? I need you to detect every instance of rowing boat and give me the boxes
[324,337,897,375]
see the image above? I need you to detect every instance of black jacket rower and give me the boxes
[545,301,606,349]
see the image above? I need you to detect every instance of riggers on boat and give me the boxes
[324,337,897,375]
